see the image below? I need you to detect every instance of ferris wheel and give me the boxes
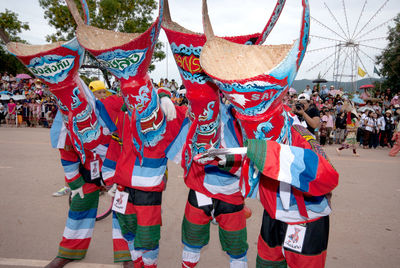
[303,0,396,91]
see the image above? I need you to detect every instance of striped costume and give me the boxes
[103,103,189,267]
[180,105,248,268]
[57,137,131,262]
[243,122,339,268]
[49,94,131,263]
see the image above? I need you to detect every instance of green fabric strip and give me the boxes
[70,190,99,212]
[219,227,248,257]
[158,92,171,99]
[182,216,210,248]
[218,154,235,172]
[256,255,287,268]
[68,176,85,190]
[135,224,160,250]
[57,247,87,260]
[116,213,138,237]
[247,139,267,172]
[114,250,132,262]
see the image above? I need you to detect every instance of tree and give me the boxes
[38,0,165,72]
[0,9,30,74]
[376,13,400,93]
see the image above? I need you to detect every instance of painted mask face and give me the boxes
[7,38,103,161]
[162,0,286,156]
[200,0,310,140]
[68,0,166,147]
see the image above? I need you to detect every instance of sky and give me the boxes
[1,0,399,88]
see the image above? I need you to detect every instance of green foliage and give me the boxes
[79,74,91,85]
[0,9,30,75]
[0,9,30,43]
[376,13,400,93]
[39,0,165,69]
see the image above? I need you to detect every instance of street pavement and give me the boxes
[0,127,399,267]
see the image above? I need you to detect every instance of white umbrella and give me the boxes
[358,106,374,113]
[11,95,26,101]
[0,94,10,100]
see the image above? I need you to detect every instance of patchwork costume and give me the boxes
[6,23,130,265]
[200,0,339,267]
[67,0,189,266]
[162,0,286,267]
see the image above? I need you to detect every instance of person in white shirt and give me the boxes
[376,110,386,147]
[303,84,312,96]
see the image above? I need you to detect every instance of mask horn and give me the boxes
[163,0,172,24]
[202,0,215,38]
[65,0,85,26]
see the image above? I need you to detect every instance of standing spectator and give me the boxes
[2,72,10,82]
[164,78,170,88]
[319,85,329,100]
[169,79,178,93]
[22,102,31,127]
[371,112,380,149]
[303,84,312,96]
[328,85,336,97]
[321,109,334,144]
[5,99,16,126]
[335,112,347,144]
[383,95,391,110]
[376,110,386,147]
[292,93,320,135]
[319,121,328,145]
[363,111,374,149]
[158,78,165,87]
[383,110,395,147]
[391,94,400,106]
[311,91,320,105]
[30,98,41,127]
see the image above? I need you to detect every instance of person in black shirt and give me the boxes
[335,112,347,144]
[292,93,320,134]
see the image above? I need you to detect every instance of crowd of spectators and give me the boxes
[0,72,57,127]
[284,84,400,150]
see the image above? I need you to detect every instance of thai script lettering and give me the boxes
[29,58,74,76]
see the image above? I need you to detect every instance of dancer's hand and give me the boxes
[107,183,117,197]
[71,186,84,199]
[160,96,177,121]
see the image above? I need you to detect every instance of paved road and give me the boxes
[0,128,399,267]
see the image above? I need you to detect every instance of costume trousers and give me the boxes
[182,190,248,268]
[57,182,129,262]
[256,210,329,268]
[115,188,162,268]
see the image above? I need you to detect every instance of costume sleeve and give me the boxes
[165,108,190,163]
[59,145,85,190]
[101,136,120,186]
[96,99,117,133]
[246,139,339,196]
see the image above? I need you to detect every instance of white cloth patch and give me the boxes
[195,191,213,207]
[284,224,306,253]
[90,160,100,180]
[112,190,129,214]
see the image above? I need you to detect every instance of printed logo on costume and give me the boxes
[284,224,306,253]
[97,49,147,80]
[171,43,210,84]
[28,55,75,84]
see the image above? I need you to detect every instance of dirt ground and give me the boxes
[0,127,399,267]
